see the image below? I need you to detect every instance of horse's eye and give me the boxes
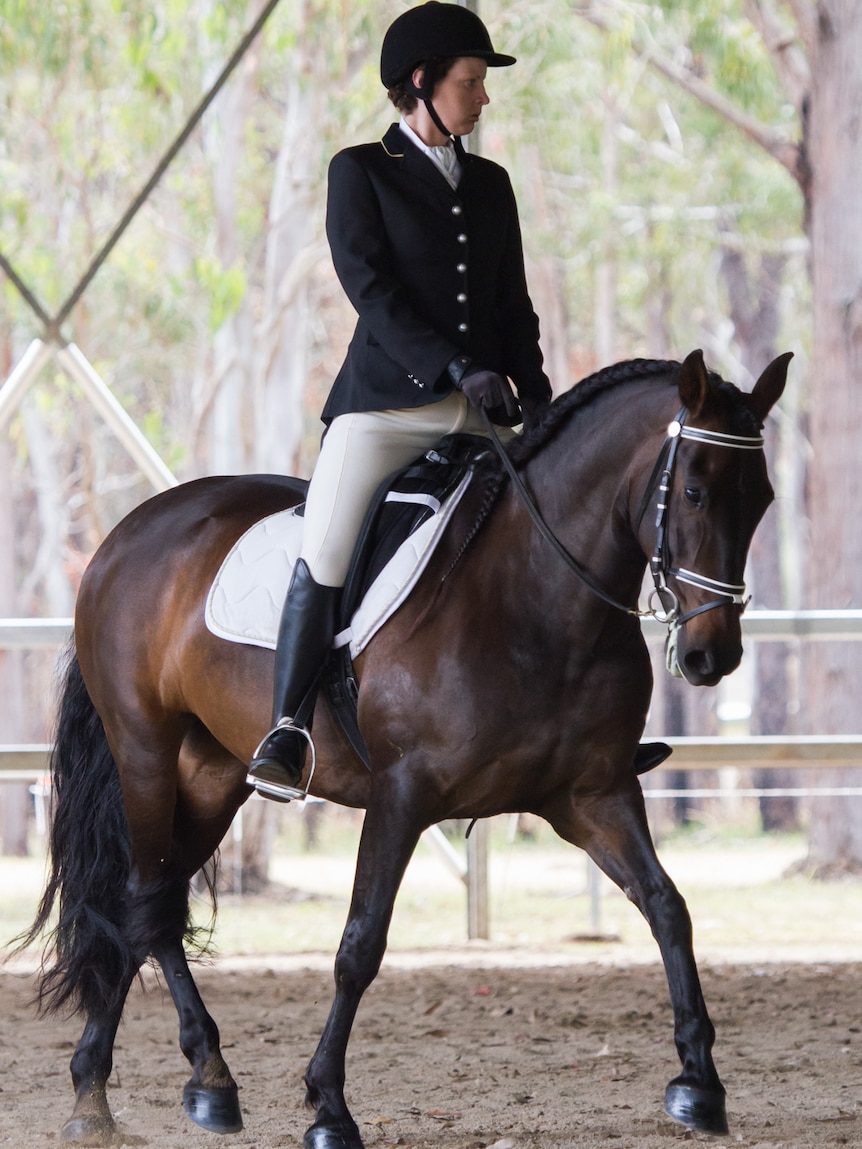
[684,486,703,506]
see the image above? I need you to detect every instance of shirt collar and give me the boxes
[399,117,462,190]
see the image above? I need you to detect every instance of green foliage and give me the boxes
[194,256,248,332]
[483,0,805,369]
[0,0,810,608]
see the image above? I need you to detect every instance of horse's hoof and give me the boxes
[61,1116,116,1146]
[183,1082,243,1134]
[303,1119,365,1149]
[665,1081,729,1135]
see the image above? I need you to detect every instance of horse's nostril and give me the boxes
[682,642,743,684]
[683,649,714,680]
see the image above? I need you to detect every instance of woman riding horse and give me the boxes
[246,1,553,801]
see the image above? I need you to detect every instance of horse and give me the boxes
[22,349,789,1148]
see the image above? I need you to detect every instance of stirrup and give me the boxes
[246,718,316,803]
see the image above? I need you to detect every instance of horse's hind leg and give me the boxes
[543,787,728,1135]
[63,974,137,1145]
[154,937,243,1133]
[64,867,241,1141]
[303,785,423,1149]
[113,723,244,1135]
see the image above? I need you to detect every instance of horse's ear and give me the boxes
[677,349,710,417]
[749,352,792,422]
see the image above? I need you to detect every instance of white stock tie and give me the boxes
[428,142,460,188]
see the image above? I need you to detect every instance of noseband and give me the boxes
[481,405,765,635]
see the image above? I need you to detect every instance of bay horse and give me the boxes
[23,350,788,1147]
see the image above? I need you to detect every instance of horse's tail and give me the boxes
[18,643,136,1017]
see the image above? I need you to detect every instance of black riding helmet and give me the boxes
[380,2,515,144]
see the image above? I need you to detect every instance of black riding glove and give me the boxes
[448,359,520,425]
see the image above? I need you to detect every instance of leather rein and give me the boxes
[480,406,765,634]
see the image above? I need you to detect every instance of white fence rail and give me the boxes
[5,608,862,649]
[4,736,862,779]
[3,613,862,779]
[3,612,862,940]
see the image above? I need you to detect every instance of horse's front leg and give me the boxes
[303,784,423,1149]
[543,785,728,1136]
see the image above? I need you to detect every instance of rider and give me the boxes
[246,1,553,801]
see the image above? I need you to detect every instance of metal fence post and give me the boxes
[467,819,489,940]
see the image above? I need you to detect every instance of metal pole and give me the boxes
[232,803,243,897]
[422,824,468,882]
[457,0,479,156]
[0,339,54,431]
[0,619,73,647]
[467,819,490,939]
[421,823,490,939]
[52,0,285,332]
[587,858,602,935]
[56,343,178,491]
[457,0,488,941]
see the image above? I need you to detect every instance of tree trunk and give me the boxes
[803,1,862,872]
[719,241,800,831]
[217,797,280,895]
[594,94,619,364]
[202,6,261,476]
[254,69,323,477]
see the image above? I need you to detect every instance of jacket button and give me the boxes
[458,323,468,333]
[457,292,467,303]
[456,262,467,273]
[451,204,463,215]
[457,233,468,243]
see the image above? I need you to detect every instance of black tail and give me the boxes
[17,643,137,1017]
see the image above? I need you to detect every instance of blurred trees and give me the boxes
[1,1,858,869]
[572,0,862,869]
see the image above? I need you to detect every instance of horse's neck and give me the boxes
[517,382,664,604]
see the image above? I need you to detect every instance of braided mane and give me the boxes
[439,356,760,585]
[510,356,763,467]
[509,358,679,466]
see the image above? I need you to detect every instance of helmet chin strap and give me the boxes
[425,98,466,157]
[407,75,466,158]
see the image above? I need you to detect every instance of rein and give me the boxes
[480,405,764,632]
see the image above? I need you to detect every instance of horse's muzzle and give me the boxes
[666,620,743,686]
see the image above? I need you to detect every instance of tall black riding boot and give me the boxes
[246,559,340,802]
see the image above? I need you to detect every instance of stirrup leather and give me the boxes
[246,717,316,802]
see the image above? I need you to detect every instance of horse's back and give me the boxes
[94,474,306,556]
[82,474,304,591]
[74,475,306,725]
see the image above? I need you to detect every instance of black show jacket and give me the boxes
[322,123,551,422]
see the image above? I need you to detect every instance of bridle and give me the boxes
[480,405,765,635]
[640,406,763,627]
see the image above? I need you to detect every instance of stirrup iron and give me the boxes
[246,718,316,803]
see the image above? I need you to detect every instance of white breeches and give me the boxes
[299,391,507,587]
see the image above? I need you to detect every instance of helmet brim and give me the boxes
[474,51,517,68]
[383,51,516,89]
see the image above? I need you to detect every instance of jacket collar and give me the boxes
[381,122,467,193]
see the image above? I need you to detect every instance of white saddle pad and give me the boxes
[205,472,472,659]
